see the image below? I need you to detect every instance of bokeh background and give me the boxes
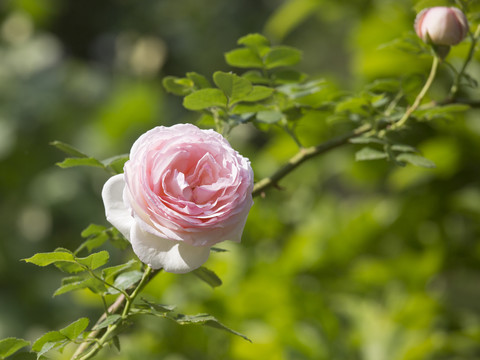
[1,0,480,359]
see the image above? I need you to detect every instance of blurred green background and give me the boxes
[1,0,480,359]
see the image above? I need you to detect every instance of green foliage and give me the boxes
[193,267,223,288]
[167,314,251,342]
[51,141,128,175]
[32,318,89,358]
[0,338,30,359]
[3,1,480,360]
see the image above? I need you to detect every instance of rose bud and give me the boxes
[415,7,469,46]
[102,124,254,274]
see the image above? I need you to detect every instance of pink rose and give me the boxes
[415,7,468,46]
[102,124,254,273]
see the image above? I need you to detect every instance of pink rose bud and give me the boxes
[415,7,469,46]
[102,124,254,273]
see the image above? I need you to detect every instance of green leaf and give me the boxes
[186,72,211,89]
[112,336,121,352]
[53,276,87,297]
[224,48,264,69]
[241,86,274,102]
[271,69,306,84]
[32,332,66,354]
[414,104,470,122]
[256,110,283,124]
[237,33,270,56]
[213,71,253,103]
[264,46,302,69]
[76,251,109,270]
[56,157,105,169]
[139,299,176,313]
[355,147,388,161]
[231,103,269,115]
[103,155,129,174]
[59,318,89,340]
[396,153,436,168]
[76,233,108,254]
[391,144,418,153]
[102,260,139,284]
[0,338,30,358]
[183,89,228,110]
[241,70,270,84]
[84,277,108,294]
[107,270,143,294]
[193,267,223,288]
[162,76,194,96]
[50,141,88,158]
[92,315,122,331]
[23,251,75,267]
[54,261,85,274]
[169,313,251,342]
[81,224,107,238]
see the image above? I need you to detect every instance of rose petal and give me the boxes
[102,174,134,240]
[130,222,211,273]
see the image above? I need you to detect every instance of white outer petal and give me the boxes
[102,174,133,240]
[130,223,211,273]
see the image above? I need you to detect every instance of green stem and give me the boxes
[74,266,154,360]
[449,24,480,98]
[391,55,439,130]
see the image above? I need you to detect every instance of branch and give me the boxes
[252,123,372,197]
[71,294,126,359]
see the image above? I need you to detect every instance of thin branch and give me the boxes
[252,123,372,197]
[71,294,126,359]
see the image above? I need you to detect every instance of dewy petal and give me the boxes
[130,223,211,273]
[102,174,134,240]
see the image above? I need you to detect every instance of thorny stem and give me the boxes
[73,266,154,360]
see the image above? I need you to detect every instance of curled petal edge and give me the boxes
[102,174,133,241]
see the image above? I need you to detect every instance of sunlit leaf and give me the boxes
[186,72,211,89]
[102,260,139,284]
[56,157,105,169]
[213,71,253,102]
[76,251,110,270]
[237,33,270,56]
[0,338,30,359]
[183,89,228,110]
[224,48,264,69]
[59,318,89,341]
[23,251,75,267]
[162,76,194,96]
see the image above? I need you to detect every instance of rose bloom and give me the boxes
[415,7,468,46]
[102,124,254,273]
